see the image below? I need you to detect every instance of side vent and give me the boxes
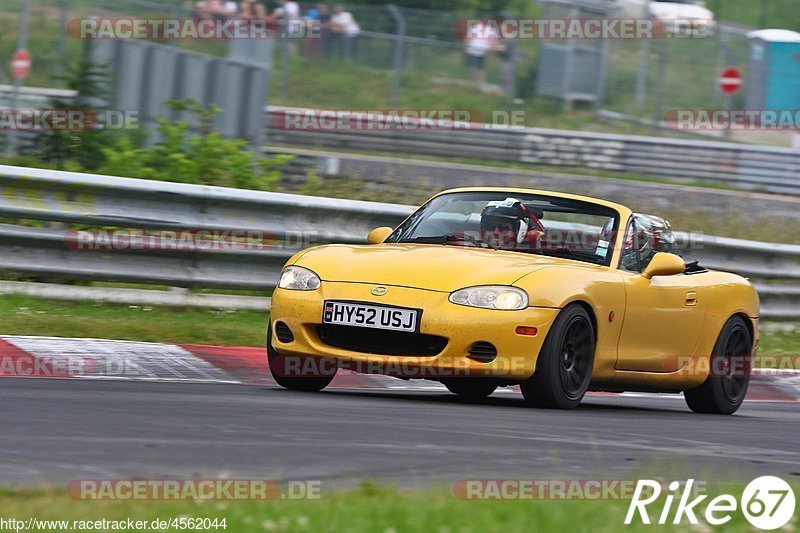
[467,342,497,363]
[274,322,295,343]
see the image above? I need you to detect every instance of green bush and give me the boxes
[94,100,290,191]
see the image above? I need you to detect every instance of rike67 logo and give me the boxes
[625,477,796,530]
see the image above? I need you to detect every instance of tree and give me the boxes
[36,39,115,170]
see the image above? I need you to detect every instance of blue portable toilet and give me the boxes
[746,29,800,112]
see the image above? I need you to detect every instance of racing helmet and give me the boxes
[622,214,679,271]
[480,197,536,244]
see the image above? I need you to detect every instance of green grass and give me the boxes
[759,325,800,357]
[0,482,795,533]
[271,51,755,138]
[0,293,268,346]
[711,0,800,31]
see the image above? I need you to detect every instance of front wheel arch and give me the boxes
[528,299,598,379]
[568,300,598,345]
[521,302,597,409]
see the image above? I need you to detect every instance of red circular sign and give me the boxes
[718,67,742,95]
[11,49,31,80]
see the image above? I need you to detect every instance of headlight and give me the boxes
[279,266,321,291]
[449,286,528,310]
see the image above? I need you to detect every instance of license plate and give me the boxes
[323,301,419,333]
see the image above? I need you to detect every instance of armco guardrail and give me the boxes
[266,106,800,196]
[0,165,798,317]
[0,165,409,290]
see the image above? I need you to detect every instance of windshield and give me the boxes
[385,191,620,266]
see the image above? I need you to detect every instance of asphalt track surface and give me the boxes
[2,378,799,488]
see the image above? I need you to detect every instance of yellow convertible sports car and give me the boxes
[268,188,759,414]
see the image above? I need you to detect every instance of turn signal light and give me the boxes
[515,326,538,336]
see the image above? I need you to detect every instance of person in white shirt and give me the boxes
[220,0,238,17]
[195,0,222,19]
[272,0,301,55]
[464,20,498,89]
[331,5,360,61]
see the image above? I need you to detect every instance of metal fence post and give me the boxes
[57,0,68,82]
[280,31,289,103]
[651,36,667,133]
[562,6,579,112]
[712,29,724,106]
[595,35,609,112]
[166,0,183,47]
[634,39,650,113]
[759,0,770,28]
[500,9,516,103]
[387,4,406,104]
[6,0,32,157]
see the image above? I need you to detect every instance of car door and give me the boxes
[615,215,707,372]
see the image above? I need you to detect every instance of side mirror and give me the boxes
[642,252,685,279]
[367,227,392,245]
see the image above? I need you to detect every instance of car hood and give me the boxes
[650,2,713,19]
[293,244,597,292]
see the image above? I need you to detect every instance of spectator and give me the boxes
[304,5,320,21]
[331,5,360,61]
[495,41,514,96]
[220,0,239,17]
[317,4,334,58]
[195,0,223,19]
[464,19,497,90]
[303,5,323,58]
[239,0,266,19]
[271,0,302,55]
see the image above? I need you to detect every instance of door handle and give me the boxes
[685,292,699,306]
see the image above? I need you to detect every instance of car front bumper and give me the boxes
[270,282,560,381]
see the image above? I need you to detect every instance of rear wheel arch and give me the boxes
[708,312,755,357]
[732,312,755,351]
[684,314,752,414]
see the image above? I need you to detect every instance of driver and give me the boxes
[479,198,544,250]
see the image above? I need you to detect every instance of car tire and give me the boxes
[267,327,336,392]
[520,304,595,409]
[443,379,497,399]
[684,316,752,415]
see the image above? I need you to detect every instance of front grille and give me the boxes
[274,321,294,343]
[467,342,497,363]
[316,324,447,356]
